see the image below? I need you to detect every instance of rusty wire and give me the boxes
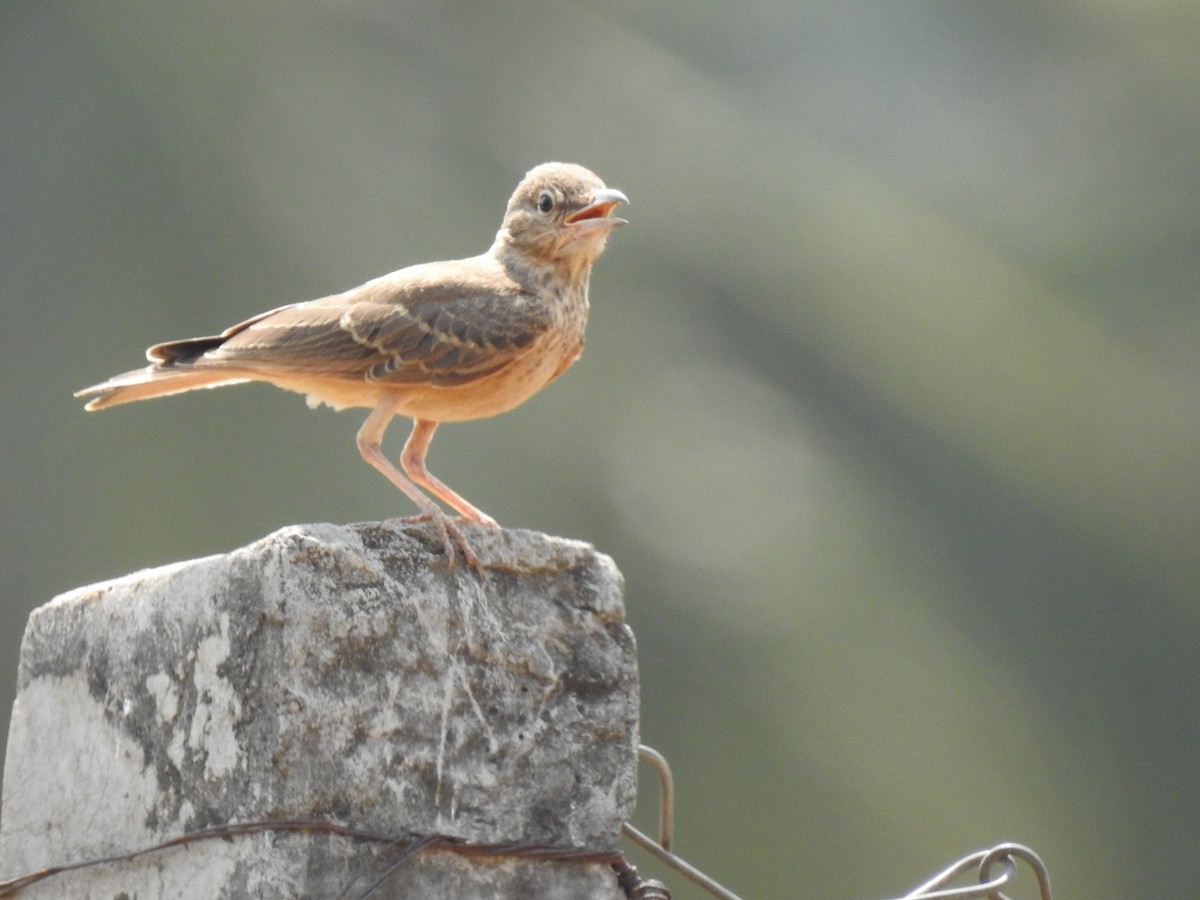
[0,743,1053,900]
[0,821,629,899]
[0,820,389,897]
[637,745,676,850]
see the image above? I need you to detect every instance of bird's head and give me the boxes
[493,162,628,281]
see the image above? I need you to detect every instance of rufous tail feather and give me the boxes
[75,368,249,411]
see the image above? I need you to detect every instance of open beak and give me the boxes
[565,187,629,228]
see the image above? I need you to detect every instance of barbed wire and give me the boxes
[0,743,1052,899]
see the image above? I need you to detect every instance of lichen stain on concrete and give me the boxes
[145,671,179,722]
[186,612,242,779]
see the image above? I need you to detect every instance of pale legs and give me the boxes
[356,400,497,568]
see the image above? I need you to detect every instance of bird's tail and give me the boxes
[75,366,250,411]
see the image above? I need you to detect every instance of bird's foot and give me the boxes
[439,516,488,574]
[387,512,493,574]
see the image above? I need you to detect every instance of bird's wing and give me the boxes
[344,289,553,386]
[168,270,555,388]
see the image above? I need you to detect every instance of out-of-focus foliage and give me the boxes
[2,3,1198,897]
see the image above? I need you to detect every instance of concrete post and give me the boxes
[0,522,638,898]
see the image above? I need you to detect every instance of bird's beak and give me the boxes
[565,188,629,228]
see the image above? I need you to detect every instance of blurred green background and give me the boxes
[3,2,1199,897]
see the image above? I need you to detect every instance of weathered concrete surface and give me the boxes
[0,522,637,898]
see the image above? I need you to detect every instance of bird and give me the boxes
[76,162,628,568]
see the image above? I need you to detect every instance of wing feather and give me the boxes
[157,266,555,389]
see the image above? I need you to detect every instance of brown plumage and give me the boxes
[76,162,627,566]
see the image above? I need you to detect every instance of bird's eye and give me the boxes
[537,192,555,214]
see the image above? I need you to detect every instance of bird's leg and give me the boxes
[356,402,442,516]
[401,419,500,527]
[355,404,483,570]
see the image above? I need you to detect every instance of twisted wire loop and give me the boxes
[627,745,1054,900]
[889,842,1054,900]
[613,857,673,900]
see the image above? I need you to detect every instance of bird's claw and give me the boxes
[387,513,489,574]
[437,516,488,574]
